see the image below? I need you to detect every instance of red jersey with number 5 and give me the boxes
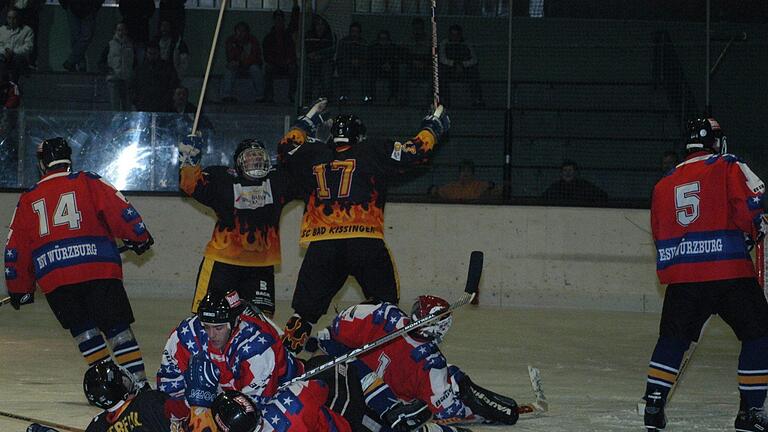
[651,151,765,284]
[4,170,151,295]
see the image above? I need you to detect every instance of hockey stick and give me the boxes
[636,317,712,415]
[430,0,440,107]
[280,251,484,390]
[191,0,228,136]
[0,296,9,307]
[0,409,84,432]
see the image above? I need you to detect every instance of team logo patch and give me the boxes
[225,291,242,308]
[233,181,274,210]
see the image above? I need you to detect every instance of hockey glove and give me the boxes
[122,233,154,256]
[382,399,433,432]
[421,104,450,139]
[179,134,203,167]
[458,374,519,425]
[9,292,33,310]
[295,97,328,135]
[26,424,58,432]
[184,352,220,408]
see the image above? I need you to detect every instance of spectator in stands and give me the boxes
[406,17,430,85]
[167,85,194,114]
[60,0,102,72]
[159,0,186,38]
[335,21,370,103]
[106,22,134,112]
[430,159,499,201]
[132,42,179,113]
[119,0,155,62]
[153,19,189,77]
[0,8,31,82]
[304,14,335,102]
[221,21,264,104]
[9,0,42,68]
[660,150,679,175]
[368,30,402,104]
[439,24,484,107]
[262,4,299,103]
[542,160,608,205]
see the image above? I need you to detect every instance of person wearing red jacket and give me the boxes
[3,137,154,386]
[262,3,298,103]
[643,118,768,432]
[221,21,264,103]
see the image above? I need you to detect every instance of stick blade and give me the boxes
[464,251,484,295]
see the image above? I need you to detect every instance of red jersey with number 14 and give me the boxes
[651,152,765,284]
[4,170,151,295]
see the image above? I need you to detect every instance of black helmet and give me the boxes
[212,390,261,432]
[330,114,366,150]
[233,139,271,180]
[83,360,134,409]
[685,118,726,154]
[198,290,243,328]
[37,137,72,174]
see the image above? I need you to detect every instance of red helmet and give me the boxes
[410,295,453,343]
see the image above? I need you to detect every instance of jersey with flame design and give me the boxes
[180,165,294,267]
[279,128,436,244]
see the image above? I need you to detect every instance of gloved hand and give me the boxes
[184,353,220,408]
[122,233,154,256]
[27,424,58,432]
[382,399,433,432]
[179,133,203,167]
[421,104,450,138]
[296,98,328,135]
[10,292,34,310]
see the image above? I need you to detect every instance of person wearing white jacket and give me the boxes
[107,22,135,111]
[0,8,33,81]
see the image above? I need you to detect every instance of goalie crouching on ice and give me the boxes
[311,296,521,430]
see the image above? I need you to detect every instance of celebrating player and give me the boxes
[157,290,301,431]
[4,137,154,385]
[179,137,295,316]
[642,118,768,431]
[277,98,450,354]
[27,360,170,432]
[314,296,520,429]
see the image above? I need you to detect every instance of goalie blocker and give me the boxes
[457,375,519,425]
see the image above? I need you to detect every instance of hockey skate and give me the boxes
[644,391,666,431]
[735,407,768,432]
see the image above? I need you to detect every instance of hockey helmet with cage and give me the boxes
[233,139,272,180]
[212,390,261,432]
[83,360,135,409]
[37,137,72,174]
[198,290,244,329]
[685,118,727,154]
[330,114,366,150]
[410,295,453,343]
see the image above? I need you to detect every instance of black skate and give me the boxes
[644,391,666,431]
[735,407,768,432]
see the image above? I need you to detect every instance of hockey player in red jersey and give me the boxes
[277,98,450,354]
[211,383,352,432]
[314,296,520,430]
[157,290,302,432]
[4,137,154,385]
[179,138,296,317]
[643,118,768,431]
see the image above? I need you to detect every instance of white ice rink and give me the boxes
[0,297,751,431]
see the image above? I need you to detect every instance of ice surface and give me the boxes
[0,298,747,431]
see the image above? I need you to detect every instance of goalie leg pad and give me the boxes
[458,375,519,425]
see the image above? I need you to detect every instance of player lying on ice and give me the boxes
[311,296,521,430]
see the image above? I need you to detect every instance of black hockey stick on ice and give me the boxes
[0,409,85,432]
[280,251,484,390]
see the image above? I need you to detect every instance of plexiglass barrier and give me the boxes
[0,110,289,192]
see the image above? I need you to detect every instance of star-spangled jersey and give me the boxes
[157,314,302,409]
[255,380,352,432]
[180,165,294,267]
[320,302,481,424]
[4,170,151,295]
[85,390,169,432]
[652,152,766,284]
[278,126,437,245]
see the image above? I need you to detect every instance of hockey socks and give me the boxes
[71,325,110,366]
[105,325,147,384]
[645,336,690,401]
[738,337,768,410]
